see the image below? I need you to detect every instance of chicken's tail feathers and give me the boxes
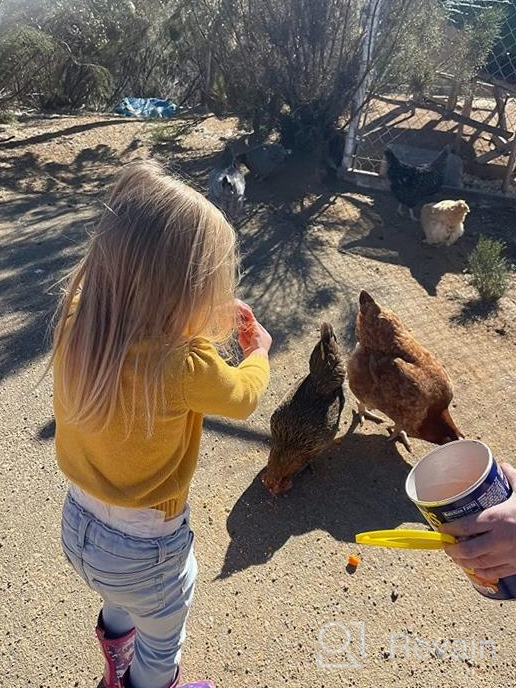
[359,290,381,314]
[320,321,336,344]
[433,145,451,166]
[384,147,398,165]
[441,407,464,441]
[310,321,345,388]
[318,322,340,361]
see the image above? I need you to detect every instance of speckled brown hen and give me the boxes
[262,323,345,495]
[347,291,463,452]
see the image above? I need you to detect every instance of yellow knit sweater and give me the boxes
[54,338,270,518]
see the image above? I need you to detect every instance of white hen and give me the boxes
[420,200,469,246]
[208,162,246,217]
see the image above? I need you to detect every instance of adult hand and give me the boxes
[235,299,272,358]
[440,463,516,580]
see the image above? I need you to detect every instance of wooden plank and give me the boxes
[360,103,415,136]
[477,140,512,164]
[494,85,508,131]
[342,168,516,202]
[447,80,459,112]
[469,105,497,146]
[454,93,473,153]
[503,137,516,193]
[339,168,389,191]
[417,99,512,138]
[491,76,516,97]
[437,71,515,95]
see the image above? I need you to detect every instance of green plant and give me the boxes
[385,0,447,100]
[0,25,62,108]
[448,5,505,95]
[0,109,16,124]
[0,0,188,111]
[149,122,178,143]
[468,236,510,302]
[179,0,440,152]
[384,1,504,101]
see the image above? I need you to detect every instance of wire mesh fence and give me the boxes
[346,0,516,194]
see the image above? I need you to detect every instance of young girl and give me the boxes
[53,161,271,688]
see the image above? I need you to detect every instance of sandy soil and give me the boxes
[2,113,516,688]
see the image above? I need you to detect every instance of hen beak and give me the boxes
[261,471,293,496]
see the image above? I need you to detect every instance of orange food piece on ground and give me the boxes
[348,554,361,567]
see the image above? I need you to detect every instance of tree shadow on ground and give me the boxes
[0,118,135,151]
[218,425,420,579]
[5,113,516,381]
[150,115,219,190]
[165,130,516,303]
[237,194,355,351]
[204,418,270,444]
[0,143,145,199]
[0,195,95,380]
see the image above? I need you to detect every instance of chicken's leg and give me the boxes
[357,402,384,425]
[408,208,419,222]
[387,424,412,452]
[396,203,405,217]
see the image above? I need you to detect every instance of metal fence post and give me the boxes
[341,0,386,171]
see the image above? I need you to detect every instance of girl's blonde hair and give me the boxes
[53,160,237,432]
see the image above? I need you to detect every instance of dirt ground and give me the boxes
[2,113,516,688]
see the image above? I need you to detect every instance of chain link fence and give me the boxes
[346,0,516,194]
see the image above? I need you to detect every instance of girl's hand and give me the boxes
[440,463,516,580]
[236,299,272,358]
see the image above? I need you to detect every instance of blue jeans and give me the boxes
[61,492,198,688]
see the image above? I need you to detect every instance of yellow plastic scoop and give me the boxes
[355,529,456,550]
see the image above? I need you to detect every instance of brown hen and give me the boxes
[347,291,463,451]
[263,323,345,495]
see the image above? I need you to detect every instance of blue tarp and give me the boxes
[114,97,177,118]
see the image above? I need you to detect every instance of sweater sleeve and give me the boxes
[182,339,270,420]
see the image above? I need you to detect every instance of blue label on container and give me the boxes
[418,460,516,600]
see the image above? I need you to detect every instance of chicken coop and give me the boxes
[343,0,516,195]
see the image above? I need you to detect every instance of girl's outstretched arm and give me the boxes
[182,308,271,420]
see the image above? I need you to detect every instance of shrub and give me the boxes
[149,123,177,143]
[0,109,16,124]
[182,0,396,149]
[0,0,187,111]
[180,0,499,153]
[468,236,510,302]
[0,25,62,109]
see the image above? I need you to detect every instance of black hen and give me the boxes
[262,323,346,495]
[236,143,291,181]
[384,146,450,221]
